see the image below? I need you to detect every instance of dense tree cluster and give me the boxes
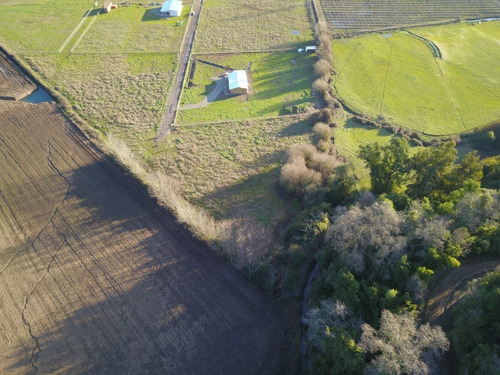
[279,135,500,373]
[451,269,500,374]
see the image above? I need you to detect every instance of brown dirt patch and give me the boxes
[0,51,35,100]
[0,101,284,374]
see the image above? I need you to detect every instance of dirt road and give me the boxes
[425,258,500,374]
[0,101,284,374]
[156,0,203,141]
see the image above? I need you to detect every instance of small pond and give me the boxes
[290,29,301,35]
[22,88,52,103]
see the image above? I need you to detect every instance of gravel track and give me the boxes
[0,101,284,374]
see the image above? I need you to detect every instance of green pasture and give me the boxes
[194,0,313,53]
[155,117,311,223]
[177,52,314,123]
[332,22,500,136]
[74,4,190,53]
[0,0,92,52]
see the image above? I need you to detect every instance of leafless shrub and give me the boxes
[360,310,449,375]
[222,218,273,277]
[314,59,332,78]
[309,151,339,179]
[286,143,318,163]
[312,77,330,95]
[313,122,332,141]
[316,21,334,65]
[280,158,322,195]
[317,139,330,153]
[324,93,342,109]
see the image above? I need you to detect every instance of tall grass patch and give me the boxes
[194,0,313,53]
[155,117,312,224]
[24,53,177,146]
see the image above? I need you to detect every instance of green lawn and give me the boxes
[0,0,92,52]
[177,52,315,123]
[74,4,190,53]
[332,22,500,135]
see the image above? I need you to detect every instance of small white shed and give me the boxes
[160,0,183,17]
[227,70,248,95]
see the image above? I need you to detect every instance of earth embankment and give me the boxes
[0,100,283,374]
[0,51,35,100]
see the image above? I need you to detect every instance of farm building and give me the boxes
[160,0,183,17]
[305,46,317,53]
[227,70,248,95]
[103,1,112,13]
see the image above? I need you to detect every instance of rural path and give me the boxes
[179,77,225,110]
[425,258,500,374]
[156,0,203,141]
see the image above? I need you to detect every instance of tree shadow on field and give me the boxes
[4,156,284,375]
[277,118,311,138]
[142,8,162,22]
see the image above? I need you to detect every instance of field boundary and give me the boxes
[175,112,308,126]
[404,30,442,58]
[331,18,461,39]
[70,13,98,53]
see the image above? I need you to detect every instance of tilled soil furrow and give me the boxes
[0,100,283,375]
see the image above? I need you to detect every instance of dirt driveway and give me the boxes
[0,101,284,374]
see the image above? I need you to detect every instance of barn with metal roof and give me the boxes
[160,0,182,17]
[227,70,248,95]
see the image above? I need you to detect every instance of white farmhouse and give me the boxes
[160,0,183,17]
[227,70,248,94]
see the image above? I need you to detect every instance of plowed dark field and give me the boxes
[0,101,283,374]
[0,51,35,100]
[319,0,500,32]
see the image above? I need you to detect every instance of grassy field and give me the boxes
[332,21,500,135]
[319,0,500,33]
[74,4,190,53]
[0,0,317,232]
[0,0,191,148]
[24,52,177,147]
[194,0,313,53]
[155,116,312,224]
[335,118,395,186]
[178,52,315,123]
[0,0,92,53]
